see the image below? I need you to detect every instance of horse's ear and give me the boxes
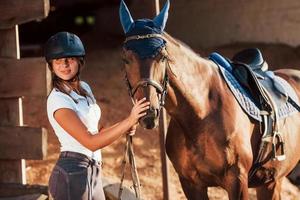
[119,0,134,33]
[153,0,170,31]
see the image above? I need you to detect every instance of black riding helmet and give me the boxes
[44,32,85,63]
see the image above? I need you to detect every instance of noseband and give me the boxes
[123,34,169,107]
[124,69,169,107]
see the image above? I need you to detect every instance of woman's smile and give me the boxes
[61,70,71,74]
[52,57,79,80]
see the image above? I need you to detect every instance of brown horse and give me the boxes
[119,1,300,199]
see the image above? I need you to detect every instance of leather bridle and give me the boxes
[124,68,169,107]
[123,35,169,108]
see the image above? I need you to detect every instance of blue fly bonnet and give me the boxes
[119,0,170,59]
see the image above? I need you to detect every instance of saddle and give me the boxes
[231,48,287,109]
[210,48,300,184]
[230,48,286,161]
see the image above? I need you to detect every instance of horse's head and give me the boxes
[119,0,170,129]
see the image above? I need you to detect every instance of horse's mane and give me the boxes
[163,32,204,63]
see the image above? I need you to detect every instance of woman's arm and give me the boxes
[54,98,149,151]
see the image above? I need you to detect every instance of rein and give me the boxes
[118,134,141,199]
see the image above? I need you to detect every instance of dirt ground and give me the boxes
[25,39,300,199]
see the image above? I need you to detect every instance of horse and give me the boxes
[119,0,300,199]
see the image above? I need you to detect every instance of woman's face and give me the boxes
[51,57,79,80]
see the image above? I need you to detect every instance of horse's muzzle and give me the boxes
[139,107,159,129]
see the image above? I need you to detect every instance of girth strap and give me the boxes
[287,97,300,112]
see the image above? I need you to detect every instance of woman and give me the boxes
[45,32,149,200]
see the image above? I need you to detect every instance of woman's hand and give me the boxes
[128,123,138,136]
[128,97,150,125]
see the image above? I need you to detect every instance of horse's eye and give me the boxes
[122,58,129,65]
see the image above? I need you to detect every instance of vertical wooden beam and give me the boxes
[159,108,170,200]
[155,0,160,15]
[155,1,170,199]
[0,26,26,184]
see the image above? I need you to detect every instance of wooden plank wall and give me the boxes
[0,0,50,29]
[0,58,49,97]
[167,0,300,49]
[0,26,27,185]
[0,0,50,196]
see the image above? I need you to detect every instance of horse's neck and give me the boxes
[164,34,222,121]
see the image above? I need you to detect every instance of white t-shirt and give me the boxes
[47,81,102,161]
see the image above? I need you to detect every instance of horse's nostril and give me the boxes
[148,107,160,117]
[151,108,159,118]
[138,106,160,129]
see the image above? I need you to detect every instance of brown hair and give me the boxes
[48,57,94,104]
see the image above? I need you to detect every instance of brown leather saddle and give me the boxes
[230,48,287,183]
[231,48,288,111]
[231,48,288,160]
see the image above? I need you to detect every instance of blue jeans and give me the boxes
[48,151,106,200]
